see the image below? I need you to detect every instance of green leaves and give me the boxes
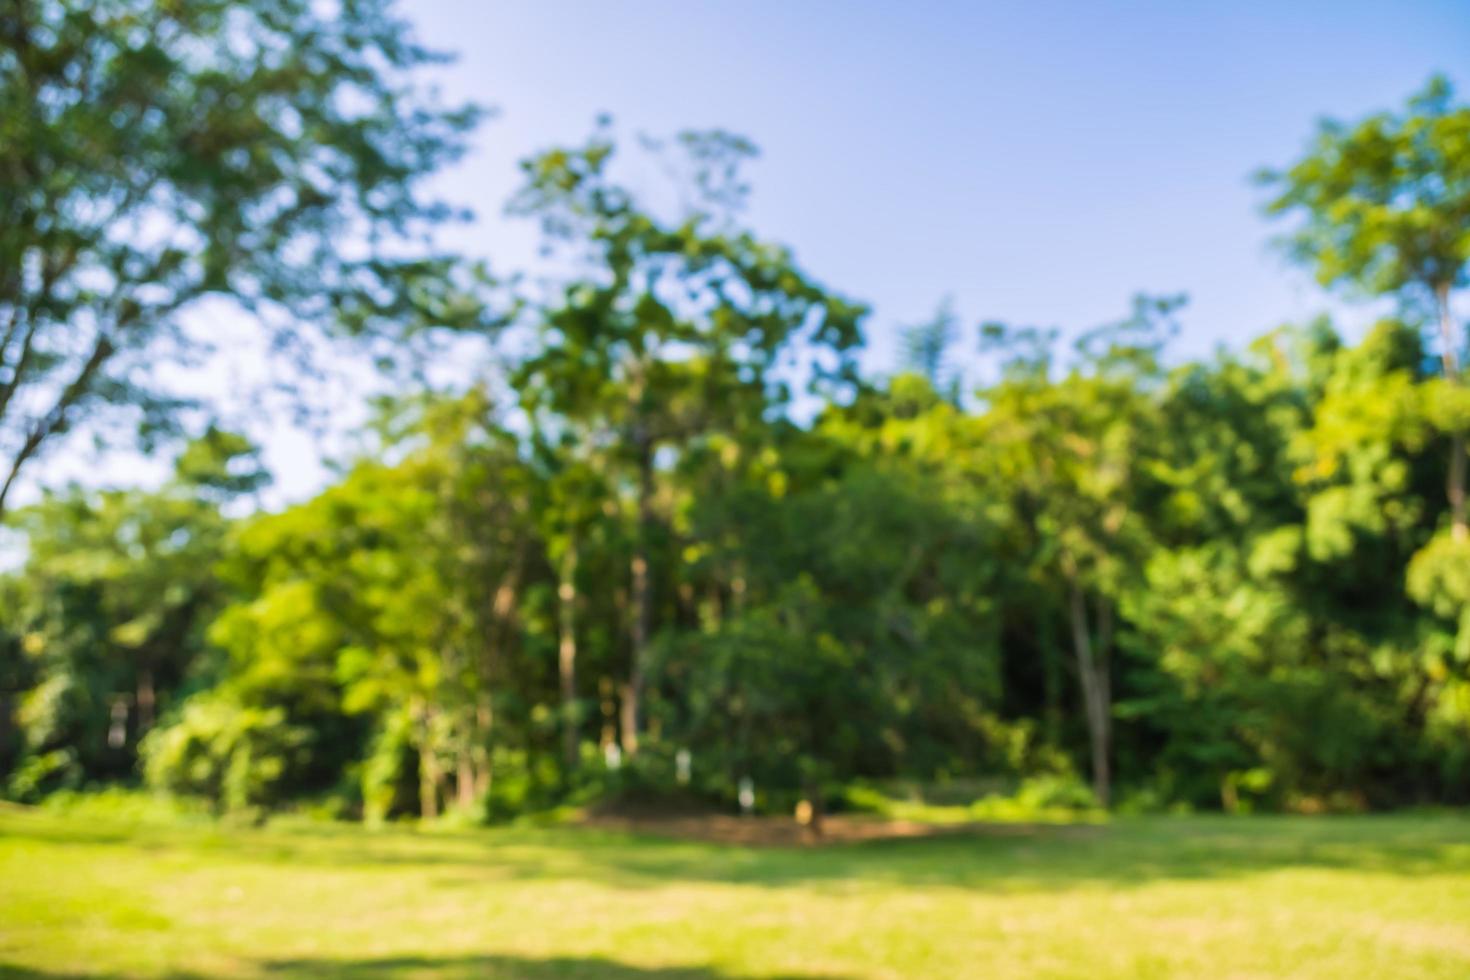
[141,690,310,815]
[1261,74,1470,299]
[11,64,1470,819]
[0,0,496,512]
[0,434,246,794]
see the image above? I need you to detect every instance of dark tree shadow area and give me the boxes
[263,955,849,979]
[6,954,851,980]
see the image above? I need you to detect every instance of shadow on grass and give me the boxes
[261,954,848,979]
[1,953,849,979]
[4,806,1468,895]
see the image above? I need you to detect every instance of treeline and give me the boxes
[5,298,1469,819]
[1,1,1468,819]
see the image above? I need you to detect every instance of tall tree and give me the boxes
[0,0,495,514]
[1262,75,1470,537]
[977,297,1178,806]
[510,124,865,754]
[529,433,607,769]
[899,298,961,402]
[166,392,536,817]
[2,429,262,796]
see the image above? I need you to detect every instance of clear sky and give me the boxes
[18,1,1470,509]
[406,0,1468,367]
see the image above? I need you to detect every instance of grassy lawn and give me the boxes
[2,804,1469,978]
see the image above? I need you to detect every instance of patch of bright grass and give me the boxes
[842,775,1106,825]
[1,803,1468,978]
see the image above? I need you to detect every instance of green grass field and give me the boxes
[2,804,1469,979]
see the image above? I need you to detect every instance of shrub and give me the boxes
[141,693,310,814]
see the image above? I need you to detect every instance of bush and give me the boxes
[5,748,80,802]
[359,711,418,823]
[1014,773,1098,811]
[38,786,212,823]
[141,693,310,815]
[483,746,562,821]
[840,772,1100,824]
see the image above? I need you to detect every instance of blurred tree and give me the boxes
[899,299,962,404]
[1262,75,1470,537]
[1264,77,1470,723]
[185,391,537,818]
[663,415,1006,825]
[15,72,1470,823]
[975,297,1179,806]
[510,123,865,754]
[0,0,496,514]
[2,430,260,797]
[528,435,608,770]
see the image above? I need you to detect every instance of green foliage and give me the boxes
[1,432,254,796]
[140,691,310,815]
[899,298,962,401]
[1261,74,1470,300]
[842,774,1099,823]
[0,0,495,513]
[6,747,79,801]
[359,708,418,824]
[7,72,1470,824]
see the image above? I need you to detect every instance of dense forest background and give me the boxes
[2,1,1469,824]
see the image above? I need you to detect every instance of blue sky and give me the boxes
[407,0,1467,374]
[19,2,1470,508]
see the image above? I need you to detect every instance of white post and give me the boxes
[738,776,754,816]
[675,748,691,785]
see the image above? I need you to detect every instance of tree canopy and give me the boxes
[0,0,496,514]
[2,22,1468,824]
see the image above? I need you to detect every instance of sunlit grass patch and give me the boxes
[2,807,1468,978]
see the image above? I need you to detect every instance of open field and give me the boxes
[2,806,1469,978]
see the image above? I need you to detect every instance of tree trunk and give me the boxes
[1436,284,1466,540]
[558,537,580,768]
[135,666,155,735]
[623,432,654,756]
[1068,580,1111,808]
[456,748,477,811]
[800,778,825,839]
[419,758,439,819]
[474,698,493,799]
[417,704,439,820]
[473,571,518,804]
